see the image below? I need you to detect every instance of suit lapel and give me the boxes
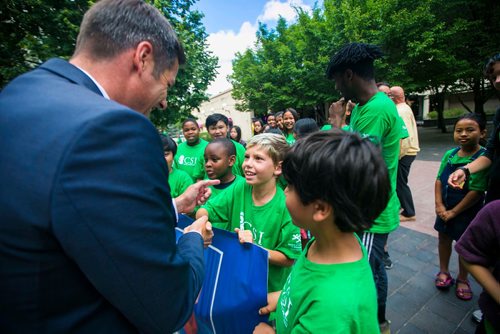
[40,58,103,97]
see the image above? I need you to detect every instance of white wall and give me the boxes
[192,89,254,141]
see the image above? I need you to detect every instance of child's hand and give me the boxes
[253,322,275,334]
[448,169,466,189]
[258,291,281,315]
[235,228,253,244]
[441,210,457,222]
[435,203,446,216]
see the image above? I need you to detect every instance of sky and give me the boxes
[193,0,321,96]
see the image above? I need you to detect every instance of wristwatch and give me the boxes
[458,166,470,180]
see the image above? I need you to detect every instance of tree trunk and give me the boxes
[472,76,486,124]
[435,91,447,133]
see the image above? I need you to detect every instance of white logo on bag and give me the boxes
[281,275,292,327]
[239,212,264,244]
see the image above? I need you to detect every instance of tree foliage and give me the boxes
[230,0,500,128]
[0,0,217,127]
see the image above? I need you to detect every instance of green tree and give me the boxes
[0,0,217,127]
[376,0,500,131]
[150,0,218,128]
[0,0,88,86]
[231,7,335,119]
[231,0,499,130]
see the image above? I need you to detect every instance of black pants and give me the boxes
[397,155,416,217]
[357,232,389,323]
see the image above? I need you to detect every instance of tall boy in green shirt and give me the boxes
[254,130,390,334]
[326,43,407,333]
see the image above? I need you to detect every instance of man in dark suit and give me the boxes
[0,0,217,333]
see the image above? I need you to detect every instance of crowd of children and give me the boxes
[155,47,500,334]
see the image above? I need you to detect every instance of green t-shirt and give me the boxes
[321,124,349,131]
[202,181,302,292]
[174,139,208,181]
[348,92,408,233]
[208,174,246,199]
[275,236,378,334]
[285,132,296,145]
[168,168,193,198]
[437,148,489,191]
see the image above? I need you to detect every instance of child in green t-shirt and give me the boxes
[197,133,301,292]
[205,113,246,177]
[174,119,208,182]
[434,114,489,301]
[203,138,245,201]
[161,134,193,198]
[254,130,390,334]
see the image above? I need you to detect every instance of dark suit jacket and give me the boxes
[0,58,205,333]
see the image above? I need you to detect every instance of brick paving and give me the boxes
[386,126,480,333]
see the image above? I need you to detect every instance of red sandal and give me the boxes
[455,279,473,301]
[435,272,454,289]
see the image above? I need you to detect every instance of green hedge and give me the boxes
[427,108,496,120]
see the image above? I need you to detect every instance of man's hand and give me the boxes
[448,169,466,189]
[184,215,214,247]
[328,98,348,128]
[175,179,220,213]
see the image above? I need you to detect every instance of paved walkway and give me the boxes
[386,127,480,333]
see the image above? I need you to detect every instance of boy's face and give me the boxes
[208,120,228,139]
[333,70,355,101]
[164,151,174,171]
[490,61,500,91]
[284,185,313,229]
[242,145,280,187]
[182,121,200,145]
[204,143,235,181]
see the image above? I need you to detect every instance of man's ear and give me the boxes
[274,161,283,177]
[228,154,236,167]
[133,41,154,74]
[312,200,332,222]
[344,69,354,82]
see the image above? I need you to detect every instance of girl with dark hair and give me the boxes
[282,108,299,145]
[230,125,246,147]
[449,53,500,203]
[293,118,319,139]
[434,114,489,301]
[252,118,265,136]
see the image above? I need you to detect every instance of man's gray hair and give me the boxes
[74,0,185,77]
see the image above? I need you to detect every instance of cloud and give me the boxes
[205,0,313,96]
[206,22,257,96]
[258,0,312,22]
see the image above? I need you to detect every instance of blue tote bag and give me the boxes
[177,215,269,334]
